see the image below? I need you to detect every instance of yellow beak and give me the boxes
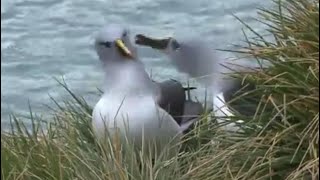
[115,39,133,59]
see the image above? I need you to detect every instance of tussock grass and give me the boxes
[1,0,318,179]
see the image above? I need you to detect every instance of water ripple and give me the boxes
[1,0,271,121]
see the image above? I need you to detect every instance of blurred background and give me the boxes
[1,0,271,124]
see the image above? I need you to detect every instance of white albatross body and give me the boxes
[92,92,181,155]
[92,25,181,157]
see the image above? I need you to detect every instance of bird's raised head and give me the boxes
[94,24,136,62]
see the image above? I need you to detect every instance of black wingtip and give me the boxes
[183,87,197,91]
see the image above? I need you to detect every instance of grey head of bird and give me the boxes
[94,24,138,64]
[135,34,216,79]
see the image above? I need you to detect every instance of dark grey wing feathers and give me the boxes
[157,80,186,125]
[157,79,204,133]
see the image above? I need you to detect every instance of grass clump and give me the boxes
[0,85,181,180]
[211,0,319,179]
[1,0,319,179]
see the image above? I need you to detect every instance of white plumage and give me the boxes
[92,24,181,157]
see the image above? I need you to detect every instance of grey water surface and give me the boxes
[1,0,271,127]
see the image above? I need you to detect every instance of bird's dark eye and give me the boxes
[171,39,180,50]
[99,41,112,48]
[122,30,128,37]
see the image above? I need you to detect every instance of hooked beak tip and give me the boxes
[115,39,134,59]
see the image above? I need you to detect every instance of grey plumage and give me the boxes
[156,79,204,133]
[135,34,263,117]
